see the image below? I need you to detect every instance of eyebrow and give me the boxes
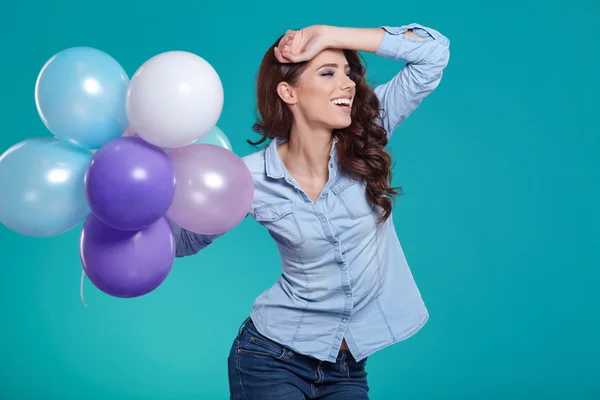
[317,63,350,70]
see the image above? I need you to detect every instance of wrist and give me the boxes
[320,25,345,48]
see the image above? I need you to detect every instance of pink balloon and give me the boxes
[123,127,137,137]
[167,144,253,234]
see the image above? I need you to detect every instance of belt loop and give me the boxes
[237,316,251,336]
[339,351,348,376]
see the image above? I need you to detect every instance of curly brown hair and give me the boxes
[248,36,400,223]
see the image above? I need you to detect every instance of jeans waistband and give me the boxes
[237,315,253,336]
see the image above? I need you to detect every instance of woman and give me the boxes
[173,22,450,399]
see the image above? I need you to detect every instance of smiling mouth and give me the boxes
[331,98,352,112]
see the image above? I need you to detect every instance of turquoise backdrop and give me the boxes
[1,0,598,398]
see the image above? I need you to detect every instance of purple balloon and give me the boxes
[167,144,253,234]
[80,213,175,298]
[85,136,175,231]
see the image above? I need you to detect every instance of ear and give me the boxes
[276,81,297,105]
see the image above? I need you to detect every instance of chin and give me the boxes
[328,117,352,130]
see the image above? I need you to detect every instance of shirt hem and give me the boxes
[354,308,430,362]
[249,308,430,364]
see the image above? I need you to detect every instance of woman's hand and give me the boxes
[274,25,331,64]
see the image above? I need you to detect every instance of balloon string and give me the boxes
[80,268,88,308]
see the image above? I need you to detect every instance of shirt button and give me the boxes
[342,266,347,271]
[321,217,327,222]
[346,293,352,298]
[329,163,333,168]
[342,318,348,323]
[334,242,339,246]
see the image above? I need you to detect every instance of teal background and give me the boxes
[1,0,598,398]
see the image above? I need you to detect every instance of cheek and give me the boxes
[299,90,331,115]
[296,79,348,120]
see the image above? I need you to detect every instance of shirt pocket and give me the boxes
[331,179,374,219]
[254,201,305,247]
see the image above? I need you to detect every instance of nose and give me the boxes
[341,74,356,90]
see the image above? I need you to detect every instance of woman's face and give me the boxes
[281,49,356,130]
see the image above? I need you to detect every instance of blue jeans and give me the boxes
[228,316,369,399]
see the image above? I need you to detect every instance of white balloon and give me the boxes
[125,51,224,149]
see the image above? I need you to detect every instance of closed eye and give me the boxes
[320,70,352,77]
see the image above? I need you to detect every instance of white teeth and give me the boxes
[331,98,351,106]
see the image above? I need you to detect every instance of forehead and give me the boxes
[307,49,349,68]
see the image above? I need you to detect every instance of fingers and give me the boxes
[274,47,296,63]
[274,29,301,63]
[274,47,288,63]
[282,53,303,63]
[278,30,295,47]
[283,33,294,54]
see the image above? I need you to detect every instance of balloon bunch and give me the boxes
[0,47,253,301]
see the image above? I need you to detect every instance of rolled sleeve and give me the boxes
[169,220,223,258]
[373,23,450,139]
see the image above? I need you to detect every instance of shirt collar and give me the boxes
[264,136,339,180]
[264,137,286,179]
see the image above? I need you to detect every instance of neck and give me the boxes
[281,120,333,177]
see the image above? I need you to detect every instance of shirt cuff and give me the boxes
[375,23,449,59]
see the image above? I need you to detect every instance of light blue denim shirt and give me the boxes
[173,23,450,363]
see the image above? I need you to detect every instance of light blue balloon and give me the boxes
[0,137,92,237]
[165,125,233,153]
[195,125,232,150]
[35,47,129,150]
